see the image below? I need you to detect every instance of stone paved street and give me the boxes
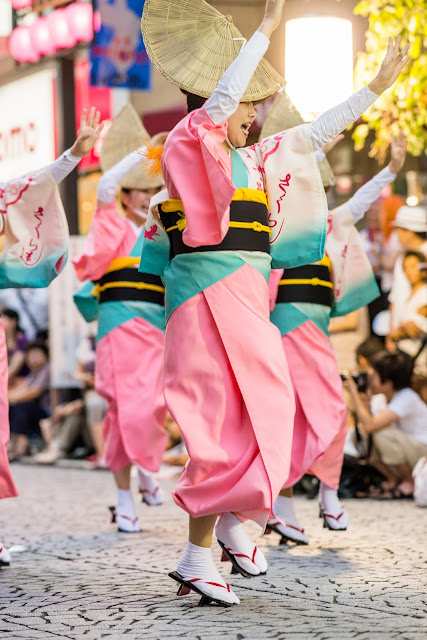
[0,464,426,640]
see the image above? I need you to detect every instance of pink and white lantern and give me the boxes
[66,2,93,43]
[8,25,40,62]
[47,7,77,49]
[30,17,56,56]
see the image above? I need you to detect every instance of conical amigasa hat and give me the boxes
[260,91,335,188]
[100,104,163,190]
[141,0,284,102]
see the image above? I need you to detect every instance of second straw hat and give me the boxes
[141,0,284,102]
[260,91,335,188]
[100,104,163,190]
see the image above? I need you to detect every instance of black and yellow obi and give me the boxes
[93,257,165,306]
[277,256,333,308]
[159,189,271,259]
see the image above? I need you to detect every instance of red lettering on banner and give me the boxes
[0,122,37,162]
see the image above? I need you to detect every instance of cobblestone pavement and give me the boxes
[0,464,426,640]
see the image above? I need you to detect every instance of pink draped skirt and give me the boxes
[282,320,347,490]
[95,317,168,473]
[0,321,18,500]
[164,264,295,528]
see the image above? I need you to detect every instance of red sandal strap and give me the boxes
[321,509,344,521]
[115,512,139,525]
[189,578,230,592]
[224,545,257,565]
[286,523,305,534]
[140,485,159,498]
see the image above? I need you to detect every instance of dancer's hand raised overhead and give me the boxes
[369,37,411,95]
[259,0,286,38]
[388,131,407,174]
[71,107,104,158]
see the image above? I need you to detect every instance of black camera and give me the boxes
[340,371,368,393]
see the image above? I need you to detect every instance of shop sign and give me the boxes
[0,69,56,182]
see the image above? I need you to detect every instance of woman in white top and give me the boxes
[390,250,427,377]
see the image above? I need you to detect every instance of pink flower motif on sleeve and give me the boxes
[0,174,35,214]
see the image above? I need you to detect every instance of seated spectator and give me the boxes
[388,203,427,347]
[356,336,386,374]
[8,341,50,461]
[1,309,28,385]
[75,335,107,469]
[345,351,427,499]
[0,288,49,341]
[33,398,94,465]
[389,250,427,379]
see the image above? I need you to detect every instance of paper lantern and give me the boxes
[66,2,93,43]
[9,26,40,62]
[47,8,77,49]
[30,17,56,56]
[11,0,32,9]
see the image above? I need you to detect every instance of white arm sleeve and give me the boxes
[205,31,270,125]
[50,148,81,184]
[348,167,397,224]
[314,149,326,164]
[310,85,378,150]
[97,147,146,204]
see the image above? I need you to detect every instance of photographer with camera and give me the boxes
[344,351,427,499]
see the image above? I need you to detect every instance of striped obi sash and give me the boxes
[276,256,333,308]
[159,188,271,259]
[93,257,165,306]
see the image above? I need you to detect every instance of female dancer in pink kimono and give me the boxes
[266,132,408,545]
[73,122,169,534]
[140,0,409,606]
[0,108,103,566]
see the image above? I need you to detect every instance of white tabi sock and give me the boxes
[0,544,11,565]
[115,489,141,532]
[137,466,164,505]
[215,512,266,575]
[271,496,309,544]
[176,541,239,605]
[319,482,349,530]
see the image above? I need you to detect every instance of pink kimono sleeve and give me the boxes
[72,201,128,281]
[161,106,236,247]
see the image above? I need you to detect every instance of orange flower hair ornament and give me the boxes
[139,142,164,177]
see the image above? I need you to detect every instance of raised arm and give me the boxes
[97,148,145,205]
[347,132,407,224]
[50,107,103,183]
[205,0,286,125]
[310,37,410,150]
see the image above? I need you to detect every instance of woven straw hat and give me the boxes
[100,104,163,190]
[141,0,284,102]
[260,91,335,188]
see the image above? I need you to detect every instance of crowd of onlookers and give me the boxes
[1,198,426,504]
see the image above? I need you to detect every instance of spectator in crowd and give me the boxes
[379,195,405,296]
[75,335,107,470]
[389,251,427,375]
[356,336,386,374]
[1,309,28,385]
[0,289,49,341]
[388,202,427,348]
[7,342,50,461]
[33,398,92,465]
[345,351,427,499]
